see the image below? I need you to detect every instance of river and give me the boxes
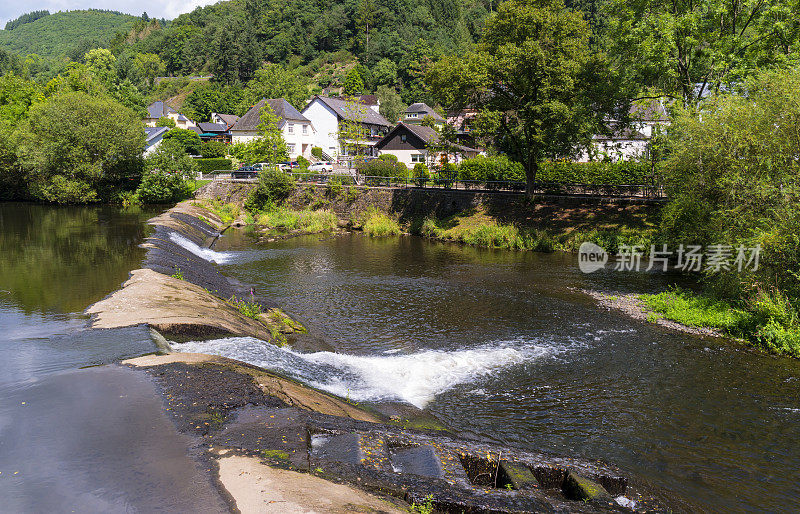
[1,203,799,512]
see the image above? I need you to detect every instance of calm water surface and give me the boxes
[189,229,800,512]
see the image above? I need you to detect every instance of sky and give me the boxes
[0,0,221,28]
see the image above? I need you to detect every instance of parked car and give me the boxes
[308,161,333,173]
[277,162,292,172]
[232,165,259,179]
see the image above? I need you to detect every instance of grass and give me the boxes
[638,287,750,332]
[362,208,402,237]
[200,199,240,224]
[255,207,338,233]
[410,495,435,514]
[187,179,211,195]
[171,268,185,280]
[228,297,263,319]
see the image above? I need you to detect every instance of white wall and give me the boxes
[283,121,316,159]
[302,99,341,158]
[231,131,260,144]
[378,149,427,168]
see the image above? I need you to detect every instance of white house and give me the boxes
[230,98,315,159]
[578,99,670,161]
[301,95,392,160]
[143,126,169,155]
[143,101,196,130]
[402,103,444,128]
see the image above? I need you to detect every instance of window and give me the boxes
[288,123,294,134]
[288,144,295,154]
[411,154,425,163]
[406,113,418,119]
[400,134,407,142]
[302,124,308,134]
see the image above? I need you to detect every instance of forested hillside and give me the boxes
[0,10,138,59]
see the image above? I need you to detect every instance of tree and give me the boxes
[604,0,800,107]
[244,64,308,110]
[427,0,616,195]
[230,104,288,164]
[337,98,369,168]
[357,0,376,57]
[136,139,195,203]
[343,68,365,96]
[17,92,145,204]
[156,117,176,128]
[83,48,116,80]
[133,52,165,87]
[163,128,202,156]
[371,58,398,88]
[376,85,404,122]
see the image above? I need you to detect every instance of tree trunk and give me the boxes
[525,157,538,199]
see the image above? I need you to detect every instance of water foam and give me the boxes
[169,232,235,264]
[172,337,578,408]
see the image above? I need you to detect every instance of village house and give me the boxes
[301,95,391,160]
[143,101,196,130]
[231,99,315,159]
[195,122,231,143]
[375,122,478,168]
[403,103,445,128]
[578,100,670,161]
[143,126,169,155]
[210,112,240,129]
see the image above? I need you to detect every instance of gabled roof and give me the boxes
[144,126,169,143]
[146,101,177,119]
[197,122,228,133]
[404,103,444,122]
[629,100,669,122]
[232,98,309,132]
[214,113,240,127]
[307,96,391,127]
[376,122,477,153]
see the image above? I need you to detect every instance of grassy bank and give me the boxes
[639,287,800,358]
[412,207,655,253]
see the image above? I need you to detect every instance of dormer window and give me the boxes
[406,113,418,119]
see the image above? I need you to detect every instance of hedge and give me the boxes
[196,158,233,174]
[457,157,652,185]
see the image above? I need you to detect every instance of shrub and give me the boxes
[256,207,338,233]
[537,160,651,184]
[156,117,176,128]
[163,128,202,155]
[357,158,409,178]
[297,155,310,169]
[311,146,323,158]
[363,208,402,237]
[458,155,524,183]
[378,154,398,163]
[200,141,227,158]
[136,170,191,203]
[245,168,296,211]
[196,158,233,174]
[32,175,98,204]
[413,163,430,186]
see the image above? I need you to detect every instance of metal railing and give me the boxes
[200,170,664,199]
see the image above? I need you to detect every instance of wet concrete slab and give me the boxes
[0,365,228,513]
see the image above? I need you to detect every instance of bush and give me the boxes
[357,158,409,178]
[200,141,227,158]
[296,155,310,169]
[537,160,651,184]
[378,154,398,163]
[458,155,524,183]
[311,146,323,158]
[163,128,202,155]
[196,158,233,174]
[156,117,176,128]
[32,175,98,204]
[136,170,191,203]
[363,208,402,237]
[245,168,296,211]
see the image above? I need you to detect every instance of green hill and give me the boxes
[0,10,138,58]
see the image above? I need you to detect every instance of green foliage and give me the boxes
[163,128,202,155]
[376,84,405,122]
[229,297,263,319]
[136,140,195,203]
[604,0,800,106]
[156,117,176,128]
[458,156,525,182]
[182,82,244,122]
[311,146,324,159]
[427,0,618,193]
[343,67,365,95]
[640,288,750,332]
[357,157,409,178]
[196,158,233,174]
[255,207,338,233]
[5,11,50,31]
[200,141,227,158]
[0,10,137,58]
[244,64,309,110]
[245,168,296,212]
[538,160,650,184]
[17,91,144,204]
[410,494,435,514]
[363,208,402,237]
